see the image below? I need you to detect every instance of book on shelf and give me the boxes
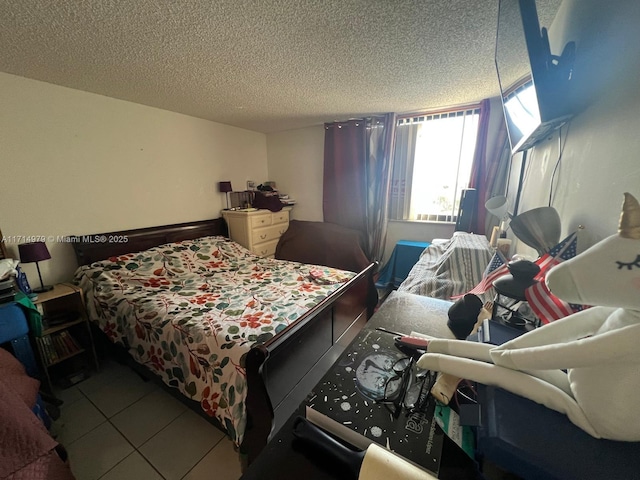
[40,335,58,364]
[47,335,59,363]
[35,337,46,362]
[53,334,69,357]
[39,335,50,363]
[60,331,81,353]
[304,328,444,476]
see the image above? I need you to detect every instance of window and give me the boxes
[389,106,481,222]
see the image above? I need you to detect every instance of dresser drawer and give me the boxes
[251,239,279,257]
[251,214,273,228]
[251,224,288,245]
[222,207,292,256]
[272,210,289,225]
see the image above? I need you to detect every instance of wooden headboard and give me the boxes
[72,218,228,265]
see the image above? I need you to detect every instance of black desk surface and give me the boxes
[241,292,481,479]
[243,290,640,480]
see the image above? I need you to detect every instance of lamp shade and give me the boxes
[218,181,233,193]
[485,195,509,220]
[18,242,51,263]
[510,207,561,256]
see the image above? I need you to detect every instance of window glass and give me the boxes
[391,107,480,222]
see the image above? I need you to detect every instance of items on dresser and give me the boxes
[222,207,291,257]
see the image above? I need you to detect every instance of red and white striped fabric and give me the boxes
[525,231,588,324]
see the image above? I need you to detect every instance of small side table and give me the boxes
[32,283,99,392]
[375,240,430,289]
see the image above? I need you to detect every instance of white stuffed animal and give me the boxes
[418,192,640,441]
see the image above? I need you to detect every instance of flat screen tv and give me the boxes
[495,0,575,153]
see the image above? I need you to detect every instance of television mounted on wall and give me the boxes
[495,0,575,154]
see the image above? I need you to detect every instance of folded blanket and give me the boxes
[0,348,74,479]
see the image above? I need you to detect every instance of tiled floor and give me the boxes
[52,359,242,480]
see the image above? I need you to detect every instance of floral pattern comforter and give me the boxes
[74,236,355,445]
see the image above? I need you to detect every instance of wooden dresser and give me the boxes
[222,207,291,257]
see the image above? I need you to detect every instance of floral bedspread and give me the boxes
[73,236,355,445]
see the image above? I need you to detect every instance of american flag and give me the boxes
[464,250,509,296]
[525,231,590,324]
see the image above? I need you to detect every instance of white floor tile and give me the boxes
[53,384,84,406]
[77,359,134,395]
[183,437,242,480]
[112,389,187,447]
[84,368,157,418]
[57,397,108,445]
[139,410,225,480]
[99,451,163,480]
[67,422,134,480]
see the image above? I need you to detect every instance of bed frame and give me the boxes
[71,218,375,464]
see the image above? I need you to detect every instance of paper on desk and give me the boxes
[410,333,475,458]
[434,405,475,458]
[359,444,437,480]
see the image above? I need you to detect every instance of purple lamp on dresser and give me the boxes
[18,242,53,293]
[219,181,233,210]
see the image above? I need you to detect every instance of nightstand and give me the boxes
[32,283,99,392]
[222,207,292,257]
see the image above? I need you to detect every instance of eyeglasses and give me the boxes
[376,357,436,418]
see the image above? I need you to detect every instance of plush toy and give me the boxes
[418,192,640,441]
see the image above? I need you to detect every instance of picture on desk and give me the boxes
[305,329,444,476]
[353,350,405,401]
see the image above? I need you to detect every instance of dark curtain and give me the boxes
[323,115,396,263]
[323,120,367,234]
[468,99,508,234]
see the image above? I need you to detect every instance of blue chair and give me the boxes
[0,302,52,428]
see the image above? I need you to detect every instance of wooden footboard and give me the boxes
[242,262,375,464]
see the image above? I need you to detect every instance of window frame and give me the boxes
[390,103,483,224]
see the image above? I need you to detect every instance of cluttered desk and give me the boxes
[241,290,640,480]
[242,292,478,480]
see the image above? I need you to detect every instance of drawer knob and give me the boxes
[260,234,267,239]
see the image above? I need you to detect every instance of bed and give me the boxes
[71,218,375,464]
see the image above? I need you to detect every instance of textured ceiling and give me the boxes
[0,0,560,133]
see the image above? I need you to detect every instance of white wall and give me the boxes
[0,72,268,284]
[266,126,325,221]
[509,0,640,256]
